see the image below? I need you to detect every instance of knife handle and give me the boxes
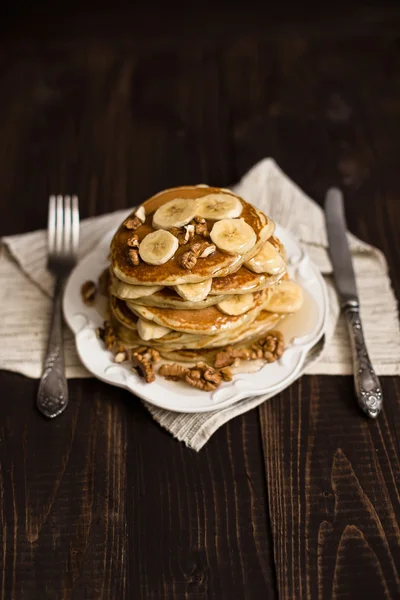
[343,301,383,418]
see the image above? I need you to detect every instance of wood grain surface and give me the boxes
[0,7,399,599]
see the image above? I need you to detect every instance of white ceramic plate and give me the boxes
[63,224,328,413]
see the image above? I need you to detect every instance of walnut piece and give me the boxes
[180,241,215,269]
[81,281,97,306]
[220,366,233,381]
[193,216,209,237]
[127,234,139,248]
[214,346,251,368]
[132,352,155,383]
[141,348,161,364]
[257,330,284,362]
[131,345,161,384]
[97,320,117,350]
[214,331,284,368]
[159,361,226,391]
[180,250,198,270]
[171,224,195,246]
[128,248,140,266]
[159,363,189,381]
[124,215,142,230]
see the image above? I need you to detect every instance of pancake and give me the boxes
[126,289,270,336]
[111,186,275,286]
[127,287,225,310]
[156,313,284,362]
[209,264,285,295]
[109,303,284,359]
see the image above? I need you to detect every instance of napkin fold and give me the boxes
[1,159,399,450]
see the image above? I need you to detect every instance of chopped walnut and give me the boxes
[250,347,264,359]
[124,215,142,230]
[192,241,215,257]
[214,331,284,368]
[141,349,161,364]
[231,347,252,360]
[185,363,221,391]
[214,346,251,368]
[171,224,195,246]
[159,361,226,391]
[81,281,97,306]
[180,249,198,270]
[180,241,215,269]
[258,330,284,362]
[159,363,189,381]
[132,346,160,363]
[127,234,139,248]
[214,349,235,369]
[97,320,117,350]
[128,248,140,266]
[132,352,155,383]
[193,216,209,238]
[220,366,233,381]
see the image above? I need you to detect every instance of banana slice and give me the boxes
[210,218,256,255]
[217,293,254,316]
[174,279,212,302]
[137,318,171,340]
[245,240,285,274]
[265,281,303,314]
[112,280,163,300]
[139,230,178,265]
[196,193,243,220]
[152,198,197,229]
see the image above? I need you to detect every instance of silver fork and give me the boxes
[37,195,79,418]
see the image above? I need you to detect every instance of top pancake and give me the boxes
[111,186,274,286]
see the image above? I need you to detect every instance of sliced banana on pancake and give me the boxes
[152,198,197,229]
[245,240,285,274]
[210,218,256,255]
[196,193,243,220]
[264,281,303,314]
[111,279,163,300]
[174,279,212,302]
[137,318,172,340]
[217,293,254,316]
[139,230,178,265]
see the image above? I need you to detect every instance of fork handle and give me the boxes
[37,277,69,418]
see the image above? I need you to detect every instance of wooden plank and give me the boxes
[0,375,128,599]
[260,377,400,599]
[124,405,276,598]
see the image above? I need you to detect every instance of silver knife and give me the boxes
[325,188,383,418]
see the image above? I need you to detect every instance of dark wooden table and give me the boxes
[0,7,399,599]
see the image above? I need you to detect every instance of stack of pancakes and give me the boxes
[108,186,303,363]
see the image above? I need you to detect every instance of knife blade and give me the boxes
[325,188,358,304]
[325,188,383,419]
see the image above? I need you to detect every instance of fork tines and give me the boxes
[47,195,79,261]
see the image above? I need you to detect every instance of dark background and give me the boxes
[0,4,399,599]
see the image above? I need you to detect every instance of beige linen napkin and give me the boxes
[1,159,399,450]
